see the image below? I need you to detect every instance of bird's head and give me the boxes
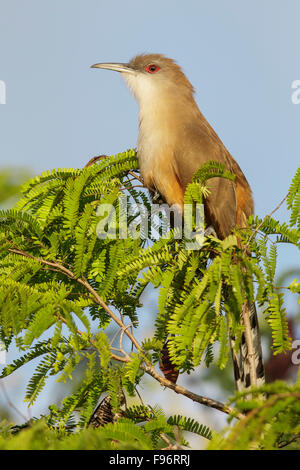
[91,54,195,104]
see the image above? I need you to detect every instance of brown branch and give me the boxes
[128,171,144,185]
[84,155,109,168]
[277,433,300,449]
[142,362,242,418]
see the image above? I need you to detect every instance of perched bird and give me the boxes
[92,53,265,391]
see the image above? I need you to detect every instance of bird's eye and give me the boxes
[144,64,161,74]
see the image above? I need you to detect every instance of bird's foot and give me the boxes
[152,190,164,203]
[204,225,217,238]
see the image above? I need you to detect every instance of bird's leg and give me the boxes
[151,189,165,204]
[204,225,217,238]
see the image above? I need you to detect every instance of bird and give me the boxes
[91,53,265,391]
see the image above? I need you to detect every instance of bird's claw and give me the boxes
[204,225,217,238]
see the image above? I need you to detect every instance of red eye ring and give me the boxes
[144,63,161,74]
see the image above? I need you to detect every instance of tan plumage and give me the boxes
[123,54,253,239]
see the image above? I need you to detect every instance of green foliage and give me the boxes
[167,415,212,440]
[0,419,152,450]
[207,379,300,450]
[287,166,300,229]
[0,408,212,450]
[0,151,299,449]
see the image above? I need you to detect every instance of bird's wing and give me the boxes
[173,123,237,239]
[204,177,237,239]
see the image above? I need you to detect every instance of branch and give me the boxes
[84,155,109,168]
[246,192,289,246]
[277,433,300,449]
[142,362,242,418]
[128,171,144,185]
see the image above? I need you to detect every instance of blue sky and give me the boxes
[0,1,299,435]
[1,1,299,215]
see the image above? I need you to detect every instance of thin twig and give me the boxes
[128,171,144,185]
[56,313,128,363]
[277,433,300,449]
[119,324,133,352]
[246,192,289,247]
[134,386,145,406]
[110,326,124,348]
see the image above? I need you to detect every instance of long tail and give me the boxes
[230,301,265,392]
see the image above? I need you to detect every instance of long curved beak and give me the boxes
[91,62,135,74]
